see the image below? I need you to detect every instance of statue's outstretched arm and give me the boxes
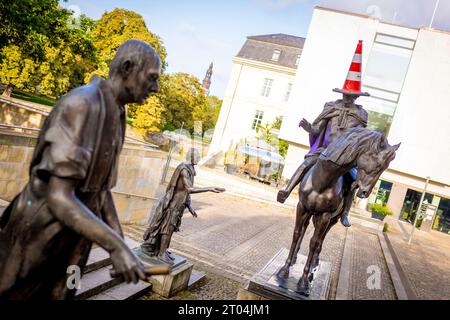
[181,170,225,194]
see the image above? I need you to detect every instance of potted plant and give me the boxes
[369,203,394,221]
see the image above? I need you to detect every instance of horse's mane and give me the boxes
[320,127,385,166]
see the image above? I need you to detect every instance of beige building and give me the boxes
[209,34,304,160]
[279,7,450,234]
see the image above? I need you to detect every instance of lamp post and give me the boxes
[408,176,430,245]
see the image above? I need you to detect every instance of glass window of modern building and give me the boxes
[261,78,273,97]
[359,33,415,135]
[373,180,393,205]
[435,198,450,234]
[252,110,264,130]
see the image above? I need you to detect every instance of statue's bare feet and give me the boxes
[277,190,289,203]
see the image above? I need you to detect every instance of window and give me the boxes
[285,83,293,102]
[252,110,264,130]
[358,33,415,135]
[271,49,281,61]
[295,54,301,66]
[373,180,393,205]
[435,198,450,234]
[261,78,273,97]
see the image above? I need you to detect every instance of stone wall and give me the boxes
[0,131,168,224]
[0,98,50,129]
[0,132,35,201]
[112,147,167,224]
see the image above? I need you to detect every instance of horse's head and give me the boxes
[355,135,400,198]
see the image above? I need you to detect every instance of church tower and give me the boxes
[201,62,213,95]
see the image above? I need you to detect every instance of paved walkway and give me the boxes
[124,192,398,300]
[339,226,396,300]
[384,218,450,300]
[194,166,299,207]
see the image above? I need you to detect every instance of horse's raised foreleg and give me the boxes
[297,212,332,296]
[277,201,311,278]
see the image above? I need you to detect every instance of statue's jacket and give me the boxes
[308,100,368,157]
[0,76,125,299]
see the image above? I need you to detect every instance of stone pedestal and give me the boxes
[135,248,193,298]
[242,248,331,300]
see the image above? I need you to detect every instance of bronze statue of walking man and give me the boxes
[277,40,370,228]
[0,40,162,300]
[141,148,225,264]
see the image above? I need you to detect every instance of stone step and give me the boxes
[87,280,152,300]
[188,269,206,288]
[85,237,141,274]
[75,266,122,300]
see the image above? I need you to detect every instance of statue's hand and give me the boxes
[109,246,147,283]
[211,187,226,193]
[299,118,312,133]
[191,210,198,218]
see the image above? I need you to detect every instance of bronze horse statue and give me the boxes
[277,127,400,295]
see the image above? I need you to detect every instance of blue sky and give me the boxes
[61,0,450,98]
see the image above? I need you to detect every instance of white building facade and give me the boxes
[279,7,450,233]
[209,34,304,157]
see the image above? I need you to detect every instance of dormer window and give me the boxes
[271,49,281,61]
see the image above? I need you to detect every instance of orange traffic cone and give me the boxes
[333,40,370,96]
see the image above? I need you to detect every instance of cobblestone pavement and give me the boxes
[124,192,350,299]
[195,166,299,207]
[348,227,396,300]
[384,219,450,300]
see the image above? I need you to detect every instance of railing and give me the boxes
[0,96,51,116]
[112,190,157,201]
[0,123,159,149]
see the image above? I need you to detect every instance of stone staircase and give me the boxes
[75,238,152,300]
[76,237,205,300]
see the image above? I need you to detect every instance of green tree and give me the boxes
[159,73,208,132]
[257,122,274,145]
[0,1,97,97]
[271,116,289,157]
[86,8,167,82]
[128,96,164,134]
[256,116,289,158]
[193,95,222,133]
[0,46,38,94]
[0,0,72,60]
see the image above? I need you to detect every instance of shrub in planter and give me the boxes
[369,203,394,221]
